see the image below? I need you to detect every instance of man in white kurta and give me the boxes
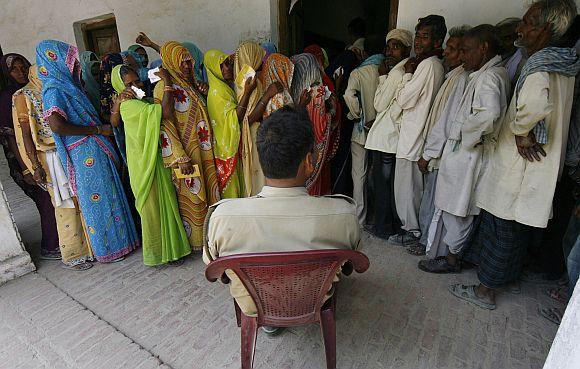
[388,15,446,245]
[411,27,470,256]
[419,26,510,274]
[364,29,412,239]
[449,0,579,311]
[344,37,385,225]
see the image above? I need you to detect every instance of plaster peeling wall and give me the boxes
[397,0,580,33]
[1,0,271,62]
[0,180,35,285]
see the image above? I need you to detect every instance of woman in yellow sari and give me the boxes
[12,66,93,270]
[154,41,220,250]
[204,49,259,198]
[232,42,283,196]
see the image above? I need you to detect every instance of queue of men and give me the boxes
[338,0,579,315]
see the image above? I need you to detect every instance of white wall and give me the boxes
[1,0,272,62]
[397,0,580,33]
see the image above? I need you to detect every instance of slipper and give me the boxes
[546,287,568,304]
[61,262,93,271]
[419,257,461,274]
[40,254,62,261]
[503,281,521,295]
[103,256,125,264]
[538,306,563,325]
[167,259,185,267]
[448,284,496,310]
[407,244,426,256]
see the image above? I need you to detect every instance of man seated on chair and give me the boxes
[203,106,361,333]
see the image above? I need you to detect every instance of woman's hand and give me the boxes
[266,82,284,98]
[244,76,258,93]
[136,32,154,48]
[119,87,137,103]
[155,67,171,84]
[33,166,47,185]
[298,89,312,107]
[178,161,194,175]
[22,172,36,186]
[101,124,113,136]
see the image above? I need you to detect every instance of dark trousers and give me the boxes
[371,151,399,236]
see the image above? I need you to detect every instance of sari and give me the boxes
[79,52,101,111]
[0,53,59,256]
[259,53,294,119]
[182,42,206,83]
[112,65,190,265]
[291,53,339,195]
[234,42,266,196]
[154,41,220,249]
[12,66,92,265]
[37,40,139,262]
[99,53,124,119]
[204,49,244,198]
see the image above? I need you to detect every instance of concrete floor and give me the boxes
[0,154,562,369]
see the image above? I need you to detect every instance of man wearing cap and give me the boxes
[364,29,413,239]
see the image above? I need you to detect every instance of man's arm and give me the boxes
[510,72,552,136]
[343,70,362,121]
[374,68,403,113]
[395,59,434,110]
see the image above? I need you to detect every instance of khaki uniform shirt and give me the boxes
[203,186,361,316]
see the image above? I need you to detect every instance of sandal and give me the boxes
[61,262,93,271]
[538,306,563,325]
[418,257,461,274]
[448,283,496,310]
[167,259,185,267]
[40,253,62,261]
[546,287,568,304]
[407,244,426,256]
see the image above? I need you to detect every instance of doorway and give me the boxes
[278,0,398,58]
[73,14,121,57]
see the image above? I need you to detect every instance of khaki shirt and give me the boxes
[203,186,361,316]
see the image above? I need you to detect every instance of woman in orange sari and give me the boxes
[259,53,295,119]
[153,41,220,251]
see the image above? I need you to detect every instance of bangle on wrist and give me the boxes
[22,169,31,176]
[96,125,102,135]
[238,105,247,110]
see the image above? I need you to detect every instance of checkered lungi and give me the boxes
[477,210,532,289]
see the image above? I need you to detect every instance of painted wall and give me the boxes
[1,0,272,62]
[396,0,580,33]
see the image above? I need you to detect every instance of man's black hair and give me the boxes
[364,34,386,56]
[348,17,367,38]
[416,15,448,42]
[464,24,504,56]
[257,106,315,179]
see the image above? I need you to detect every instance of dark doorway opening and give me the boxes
[279,0,398,59]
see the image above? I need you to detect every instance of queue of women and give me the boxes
[0,33,340,270]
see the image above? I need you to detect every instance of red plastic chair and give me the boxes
[205,249,370,369]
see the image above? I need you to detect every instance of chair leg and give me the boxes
[234,300,242,327]
[241,314,258,369]
[320,306,337,369]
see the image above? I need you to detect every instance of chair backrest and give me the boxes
[205,249,369,327]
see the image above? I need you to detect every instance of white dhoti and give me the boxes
[394,158,423,237]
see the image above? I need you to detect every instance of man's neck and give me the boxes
[265,178,306,188]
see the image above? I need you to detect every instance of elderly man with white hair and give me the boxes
[452,0,579,310]
[364,28,413,239]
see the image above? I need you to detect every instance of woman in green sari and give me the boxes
[110,64,190,266]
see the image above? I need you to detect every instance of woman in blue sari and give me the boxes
[37,40,140,262]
